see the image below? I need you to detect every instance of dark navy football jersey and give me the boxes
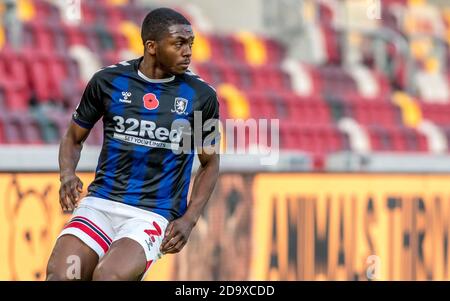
[72,57,220,221]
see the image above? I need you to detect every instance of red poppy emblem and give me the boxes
[143,93,159,110]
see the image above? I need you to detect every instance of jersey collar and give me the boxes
[137,69,176,83]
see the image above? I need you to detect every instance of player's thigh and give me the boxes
[93,216,167,281]
[46,234,99,281]
[47,201,115,281]
[92,237,147,281]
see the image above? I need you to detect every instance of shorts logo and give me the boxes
[143,93,159,110]
[171,97,188,115]
[144,221,162,252]
[145,239,153,251]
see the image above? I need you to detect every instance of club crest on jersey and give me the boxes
[171,97,189,115]
[143,93,159,110]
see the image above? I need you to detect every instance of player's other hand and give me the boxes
[160,216,195,254]
[59,174,83,212]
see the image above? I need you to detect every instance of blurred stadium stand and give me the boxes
[1,0,450,172]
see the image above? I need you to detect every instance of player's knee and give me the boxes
[92,264,123,281]
[46,264,70,281]
[46,257,84,281]
[46,272,68,281]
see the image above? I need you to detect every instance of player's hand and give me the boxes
[160,216,195,254]
[59,174,83,212]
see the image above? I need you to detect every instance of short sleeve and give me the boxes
[72,75,104,129]
[200,92,220,147]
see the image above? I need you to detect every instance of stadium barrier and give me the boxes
[1,172,450,280]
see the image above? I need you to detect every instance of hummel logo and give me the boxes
[119,91,132,103]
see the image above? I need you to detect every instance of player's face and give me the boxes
[157,24,194,75]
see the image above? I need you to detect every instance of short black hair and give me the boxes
[141,7,191,44]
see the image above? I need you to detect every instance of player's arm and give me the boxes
[58,121,91,212]
[58,72,103,212]
[160,148,220,254]
[161,89,220,254]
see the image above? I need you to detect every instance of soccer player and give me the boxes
[46,7,220,281]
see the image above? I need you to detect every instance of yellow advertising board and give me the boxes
[0,173,173,281]
[2,173,450,280]
[251,174,450,280]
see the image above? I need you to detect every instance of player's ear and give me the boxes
[145,40,157,56]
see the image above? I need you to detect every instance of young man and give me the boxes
[46,7,220,281]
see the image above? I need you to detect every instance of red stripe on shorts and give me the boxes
[145,260,153,272]
[75,216,113,242]
[64,221,109,253]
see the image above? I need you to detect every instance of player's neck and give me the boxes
[139,56,173,80]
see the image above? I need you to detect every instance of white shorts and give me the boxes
[57,196,169,279]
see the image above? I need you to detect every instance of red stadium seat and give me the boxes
[218,63,240,87]
[81,26,102,53]
[317,66,357,98]
[263,38,285,65]
[366,126,392,151]
[207,35,228,64]
[0,112,43,144]
[251,65,291,92]
[33,0,60,22]
[321,26,341,65]
[404,128,428,152]
[1,50,28,84]
[281,92,330,124]
[102,50,122,66]
[229,36,247,63]
[28,59,51,101]
[0,114,22,144]
[420,103,450,126]
[280,122,349,169]
[109,28,129,51]
[85,123,104,146]
[218,98,229,120]
[192,63,213,84]
[366,125,428,152]
[31,20,55,53]
[349,100,402,126]
[196,62,223,86]
[0,115,4,143]
[63,24,86,46]
[0,80,30,112]
[80,1,97,24]
[245,91,278,119]
[0,0,444,164]
[44,111,71,142]
[280,122,347,153]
